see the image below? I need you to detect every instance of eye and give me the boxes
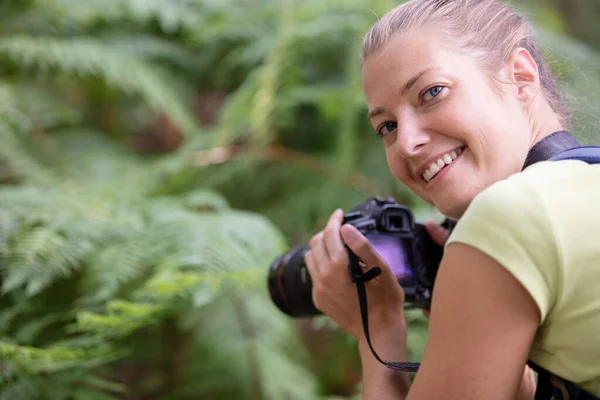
[376,121,397,137]
[422,85,446,103]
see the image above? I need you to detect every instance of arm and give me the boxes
[420,223,537,400]
[306,211,541,400]
[359,338,410,400]
[304,210,412,399]
[408,242,540,400]
[357,240,540,400]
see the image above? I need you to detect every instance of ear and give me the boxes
[507,47,540,105]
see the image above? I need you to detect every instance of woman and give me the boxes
[304,0,600,399]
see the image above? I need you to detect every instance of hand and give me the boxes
[425,220,451,247]
[517,366,536,400]
[304,209,406,341]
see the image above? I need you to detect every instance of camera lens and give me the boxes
[267,245,321,317]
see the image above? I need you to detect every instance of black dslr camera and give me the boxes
[268,197,450,317]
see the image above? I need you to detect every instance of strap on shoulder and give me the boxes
[548,146,600,163]
[523,130,580,169]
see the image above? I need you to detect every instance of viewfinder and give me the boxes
[385,211,408,231]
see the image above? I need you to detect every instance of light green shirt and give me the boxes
[447,160,600,396]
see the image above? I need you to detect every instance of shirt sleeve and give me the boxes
[445,177,560,323]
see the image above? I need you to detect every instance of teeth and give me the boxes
[422,148,463,182]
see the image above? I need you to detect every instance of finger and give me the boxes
[304,249,320,281]
[422,308,431,320]
[309,232,330,275]
[323,209,348,268]
[425,221,450,247]
[340,224,385,269]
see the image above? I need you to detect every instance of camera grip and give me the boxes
[414,223,444,289]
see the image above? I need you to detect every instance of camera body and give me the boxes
[268,197,447,317]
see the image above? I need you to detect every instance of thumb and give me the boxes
[425,221,450,247]
[340,224,385,268]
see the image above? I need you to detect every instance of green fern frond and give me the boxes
[0,83,82,132]
[0,123,56,184]
[249,1,296,146]
[2,226,90,296]
[0,36,198,135]
[80,220,191,304]
[335,38,365,170]
[12,312,71,345]
[76,301,163,339]
[178,287,319,400]
[181,189,231,212]
[97,34,200,69]
[0,364,125,400]
[215,70,263,145]
[42,0,205,33]
[0,340,123,375]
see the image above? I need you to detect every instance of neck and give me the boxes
[528,98,565,148]
[530,118,564,150]
[521,99,576,170]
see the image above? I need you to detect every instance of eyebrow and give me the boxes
[367,68,433,121]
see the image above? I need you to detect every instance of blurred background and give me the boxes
[0,0,599,399]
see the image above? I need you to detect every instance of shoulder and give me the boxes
[458,159,591,225]
[451,162,555,243]
[446,162,577,322]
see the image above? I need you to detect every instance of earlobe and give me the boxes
[509,48,540,104]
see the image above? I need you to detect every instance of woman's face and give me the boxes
[361,28,533,219]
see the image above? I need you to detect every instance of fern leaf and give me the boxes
[0,36,198,135]
[2,226,88,296]
[0,83,82,132]
[39,0,203,34]
[249,1,296,146]
[0,340,123,375]
[96,33,200,69]
[0,369,124,400]
[0,123,56,184]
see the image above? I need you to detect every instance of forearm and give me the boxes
[358,331,411,400]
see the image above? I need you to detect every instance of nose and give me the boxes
[394,113,430,158]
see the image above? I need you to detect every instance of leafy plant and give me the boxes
[1,0,600,398]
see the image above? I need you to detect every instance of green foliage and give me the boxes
[0,131,317,399]
[1,0,600,398]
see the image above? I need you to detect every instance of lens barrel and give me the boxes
[267,245,321,317]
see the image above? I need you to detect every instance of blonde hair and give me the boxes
[360,0,570,125]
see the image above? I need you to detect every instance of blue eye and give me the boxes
[422,85,445,102]
[377,121,397,137]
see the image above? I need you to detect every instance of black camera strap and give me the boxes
[522,130,580,169]
[348,250,421,372]
[349,130,581,375]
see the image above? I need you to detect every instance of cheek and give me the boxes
[385,147,411,183]
[385,148,432,203]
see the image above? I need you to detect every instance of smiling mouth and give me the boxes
[422,146,465,183]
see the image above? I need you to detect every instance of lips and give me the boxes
[417,146,465,183]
